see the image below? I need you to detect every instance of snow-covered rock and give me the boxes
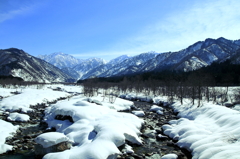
[122,144,134,154]
[7,112,30,122]
[150,105,164,112]
[35,132,72,156]
[132,110,145,117]
[150,105,164,115]
[161,154,178,159]
[35,132,70,148]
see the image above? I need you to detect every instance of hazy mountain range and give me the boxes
[1,37,240,83]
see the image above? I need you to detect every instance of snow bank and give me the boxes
[35,132,70,148]
[163,101,240,159]
[0,88,70,113]
[0,119,19,154]
[7,112,30,122]
[89,95,134,111]
[43,96,143,159]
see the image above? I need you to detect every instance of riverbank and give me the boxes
[117,101,192,159]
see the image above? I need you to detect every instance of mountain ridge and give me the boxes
[2,37,240,82]
[0,48,74,83]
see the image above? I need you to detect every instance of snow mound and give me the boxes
[0,119,19,154]
[35,132,70,148]
[150,105,164,115]
[7,112,30,122]
[161,153,178,159]
[150,105,163,112]
[43,96,143,159]
[132,110,145,117]
[163,101,240,159]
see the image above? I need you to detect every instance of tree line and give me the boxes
[78,60,240,106]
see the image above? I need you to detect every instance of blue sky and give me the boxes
[1,0,240,61]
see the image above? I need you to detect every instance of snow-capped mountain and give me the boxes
[97,52,159,78]
[107,55,131,66]
[81,55,131,79]
[0,48,74,83]
[11,37,239,82]
[38,53,106,79]
[80,37,240,79]
[38,52,82,69]
[151,37,240,72]
[73,58,106,79]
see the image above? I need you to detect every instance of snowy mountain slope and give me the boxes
[149,37,240,72]
[60,67,80,79]
[38,52,82,69]
[81,55,131,79]
[73,58,106,79]
[0,48,74,83]
[107,55,131,65]
[96,52,159,78]
[231,48,240,64]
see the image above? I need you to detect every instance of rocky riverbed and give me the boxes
[117,101,192,159]
[0,98,67,159]
[0,96,192,159]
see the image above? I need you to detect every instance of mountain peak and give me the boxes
[38,52,81,69]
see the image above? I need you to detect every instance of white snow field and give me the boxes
[163,101,240,159]
[0,88,15,98]
[0,88,71,113]
[0,119,19,154]
[43,95,143,159]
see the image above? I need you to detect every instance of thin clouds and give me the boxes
[112,0,240,54]
[2,0,240,60]
[0,1,40,23]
